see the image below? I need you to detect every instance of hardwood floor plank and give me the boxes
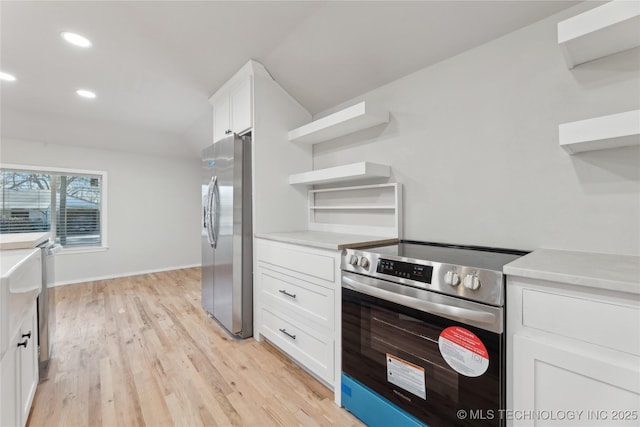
[99,357,117,427]
[26,268,364,427]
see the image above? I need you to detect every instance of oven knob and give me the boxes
[348,255,359,266]
[358,257,370,269]
[444,271,460,286]
[463,274,481,290]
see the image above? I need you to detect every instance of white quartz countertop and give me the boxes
[255,230,398,250]
[504,248,640,295]
[0,232,50,250]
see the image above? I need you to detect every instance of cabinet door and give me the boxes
[18,303,38,427]
[212,96,231,142]
[0,341,19,427]
[511,334,640,427]
[230,78,252,135]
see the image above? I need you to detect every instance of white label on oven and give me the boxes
[386,354,427,400]
[438,326,489,377]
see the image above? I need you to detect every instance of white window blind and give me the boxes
[0,168,104,247]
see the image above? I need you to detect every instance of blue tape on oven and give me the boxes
[341,382,352,397]
[341,373,426,427]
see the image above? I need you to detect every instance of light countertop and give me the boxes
[0,248,41,280]
[0,232,50,250]
[255,230,398,251]
[504,248,640,295]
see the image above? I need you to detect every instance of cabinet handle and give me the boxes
[17,340,28,348]
[22,331,32,339]
[278,289,297,299]
[225,129,232,135]
[278,328,296,340]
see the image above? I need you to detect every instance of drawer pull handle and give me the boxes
[279,328,296,340]
[22,331,32,339]
[278,289,297,299]
[17,340,28,348]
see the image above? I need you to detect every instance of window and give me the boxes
[0,165,106,248]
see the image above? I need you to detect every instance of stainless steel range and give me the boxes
[341,240,526,427]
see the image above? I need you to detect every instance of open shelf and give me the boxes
[559,109,640,154]
[288,101,389,144]
[289,161,390,186]
[308,183,402,238]
[558,0,640,68]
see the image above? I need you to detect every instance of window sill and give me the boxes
[57,246,109,255]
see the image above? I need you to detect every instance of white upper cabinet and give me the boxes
[207,58,313,237]
[211,76,253,142]
[230,77,252,136]
[212,95,231,142]
[558,0,640,68]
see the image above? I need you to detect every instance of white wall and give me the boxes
[313,3,640,256]
[253,68,312,235]
[0,138,202,284]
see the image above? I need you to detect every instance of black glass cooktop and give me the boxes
[365,240,528,272]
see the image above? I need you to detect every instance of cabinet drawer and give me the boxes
[260,269,334,331]
[258,243,335,283]
[261,308,333,385]
[522,289,640,356]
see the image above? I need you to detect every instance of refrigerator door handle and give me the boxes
[212,176,221,249]
[206,176,217,247]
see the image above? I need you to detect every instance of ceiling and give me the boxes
[1,0,581,159]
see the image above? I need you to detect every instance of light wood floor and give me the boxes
[27,268,363,427]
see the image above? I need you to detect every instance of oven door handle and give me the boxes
[342,275,502,333]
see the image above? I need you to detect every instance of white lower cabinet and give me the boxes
[255,238,341,396]
[507,277,640,427]
[1,301,39,427]
[0,341,18,427]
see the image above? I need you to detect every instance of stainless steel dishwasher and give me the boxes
[37,241,61,380]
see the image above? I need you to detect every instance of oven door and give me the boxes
[342,272,504,427]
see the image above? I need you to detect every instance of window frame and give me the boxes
[1,163,108,253]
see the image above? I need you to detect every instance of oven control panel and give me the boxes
[377,259,433,283]
[342,248,509,306]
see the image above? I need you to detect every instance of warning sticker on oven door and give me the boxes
[438,326,489,377]
[386,354,427,400]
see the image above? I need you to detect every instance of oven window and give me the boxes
[366,306,460,401]
[343,288,504,427]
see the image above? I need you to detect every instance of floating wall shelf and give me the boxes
[288,101,389,144]
[558,0,640,68]
[559,109,640,154]
[289,161,390,186]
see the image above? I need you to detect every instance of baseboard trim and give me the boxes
[51,263,201,287]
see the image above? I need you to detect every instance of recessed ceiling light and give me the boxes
[61,32,92,48]
[76,89,96,99]
[0,71,17,82]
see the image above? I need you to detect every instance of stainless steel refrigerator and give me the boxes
[201,134,252,338]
